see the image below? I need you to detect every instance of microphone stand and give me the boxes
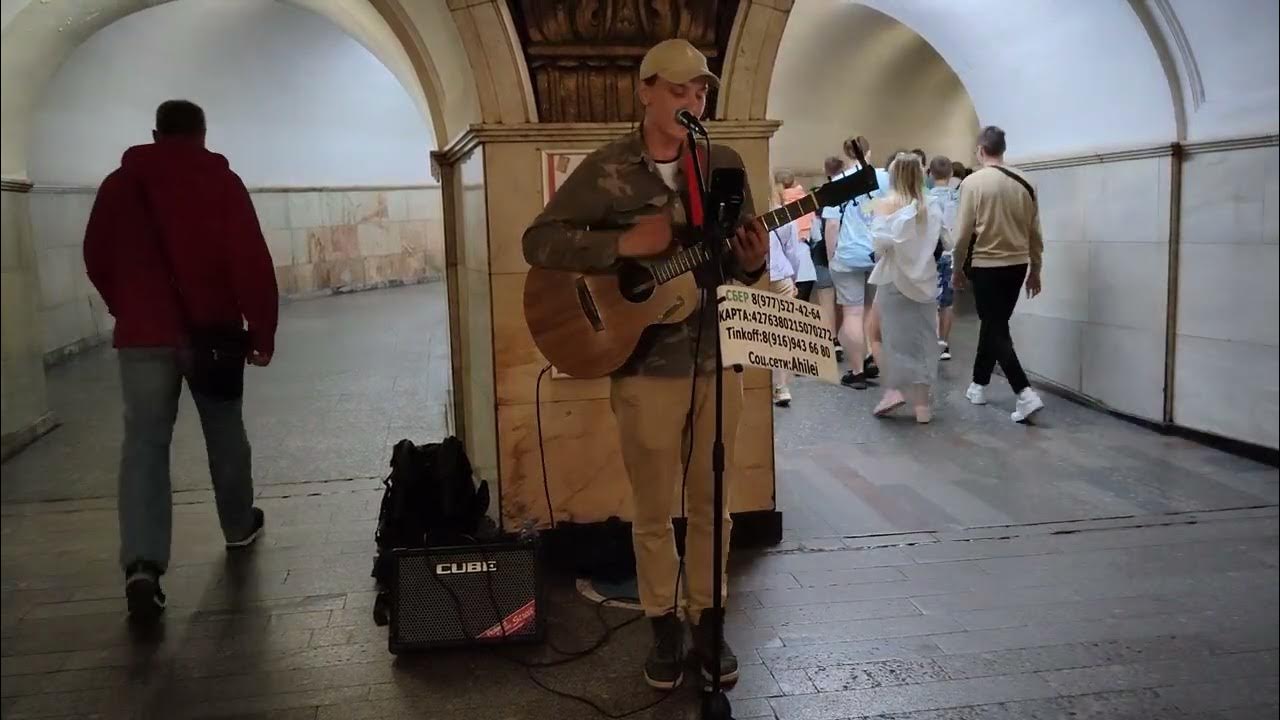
[684,126,734,720]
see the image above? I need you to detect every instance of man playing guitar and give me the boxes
[521,38,768,691]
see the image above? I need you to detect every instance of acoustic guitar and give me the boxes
[523,165,879,379]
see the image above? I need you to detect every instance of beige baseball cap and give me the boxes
[639,39,719,86]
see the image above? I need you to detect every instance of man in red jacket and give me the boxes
[84,100,279,621]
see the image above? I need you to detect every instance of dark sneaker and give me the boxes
[125,561,166,622]
[863,357,880,380]
[939,344,952,361]
[692,608,738,687]
[226,507,265,549]
[644,613,684,689]
[841,371,868,390]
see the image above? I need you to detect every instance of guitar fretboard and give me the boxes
[649,192,823,285]
[760,194,823,234]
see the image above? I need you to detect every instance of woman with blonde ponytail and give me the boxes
[866,155,943,423]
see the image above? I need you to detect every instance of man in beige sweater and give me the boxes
[951,126,1046,423]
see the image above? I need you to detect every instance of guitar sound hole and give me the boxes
[617,262,656,304]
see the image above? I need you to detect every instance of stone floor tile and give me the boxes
[1,285,1275,719]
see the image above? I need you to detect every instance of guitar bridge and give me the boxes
[575,277,605,332]
[657,296,686,323]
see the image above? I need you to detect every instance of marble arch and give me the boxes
[1,0,537,181]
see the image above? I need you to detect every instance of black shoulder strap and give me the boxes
[962,167,1035,276]
[993,165,1036,203]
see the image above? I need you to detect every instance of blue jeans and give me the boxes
[937,255,954,308]
[118,348,256,574]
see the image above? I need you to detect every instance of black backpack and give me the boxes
[371,436,490,587]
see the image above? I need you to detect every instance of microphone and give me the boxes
[675,109,708,136]
[709,168,744,236]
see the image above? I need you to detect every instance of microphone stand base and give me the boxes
[701,689,735,720]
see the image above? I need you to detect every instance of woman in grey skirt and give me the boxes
[866,155,947,423]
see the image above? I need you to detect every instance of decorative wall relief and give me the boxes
[28,186,446,362]
[507,0,741,122]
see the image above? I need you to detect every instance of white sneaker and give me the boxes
[773,387,792,408]
[1011,388,1045,423]
[965,383,988,405]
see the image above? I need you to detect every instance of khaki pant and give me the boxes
[769,278,797,297]
[610,370,743,623]
[769,279,798,392]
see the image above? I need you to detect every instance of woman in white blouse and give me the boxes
[866,155,949,423]
[768,193,811,408]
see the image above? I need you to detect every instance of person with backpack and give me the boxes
[823,136,889,390]
[952,126,1047,423]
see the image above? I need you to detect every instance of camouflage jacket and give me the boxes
[522,127,764,377]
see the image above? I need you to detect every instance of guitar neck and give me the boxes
[648,192,823,286]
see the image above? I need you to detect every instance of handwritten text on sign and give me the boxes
[716,285,840,384]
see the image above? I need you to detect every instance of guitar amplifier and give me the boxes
[388,540,544,653]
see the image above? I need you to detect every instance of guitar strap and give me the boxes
[680,144,708,229]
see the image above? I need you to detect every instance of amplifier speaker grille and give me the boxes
[389,541,542,653]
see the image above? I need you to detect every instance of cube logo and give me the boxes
[436,560,498,575]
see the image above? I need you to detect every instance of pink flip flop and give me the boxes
[874,397,905,417]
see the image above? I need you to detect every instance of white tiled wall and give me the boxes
[286,192,324,229]
[28,191,110,359]
[1015,155,1172,422]
[1179,147,1271,247]
[1174,336,1279,449]
[2,189,51,439]
[1178,243,1279,347]
[1012,144,1280,448]
[1174,146,1280,449]
[1009,312,1084,390]
[29,186,445,361]
[1032,240,1090,322]
[1082,323,1166,422]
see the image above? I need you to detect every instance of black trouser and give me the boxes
[796,280,815,302]
[968,264,1031,393]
